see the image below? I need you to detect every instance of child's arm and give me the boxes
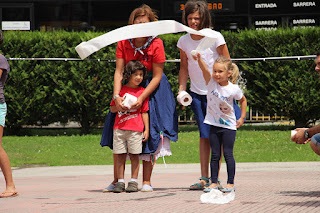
[236,95,247,128]
[110,105,118,113]
[195,53,211,85]
[142,112,149,142]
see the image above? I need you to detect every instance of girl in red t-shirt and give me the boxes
[101,4,178,193]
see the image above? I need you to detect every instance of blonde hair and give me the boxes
[215,56,240,84]
[128,4,158,25]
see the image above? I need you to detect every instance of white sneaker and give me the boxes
[141,184,153,192]
[103,183,115,192]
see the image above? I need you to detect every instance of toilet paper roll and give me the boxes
[75,20,217,59]
[122,93,137,109]
[291,130,297,139]
[177,91,192,106]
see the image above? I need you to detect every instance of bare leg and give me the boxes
[310,142,320,155]
[117,154,127,180]
[0,125,16,194]
[112,154,118,184]
[142,160,153,186]
[189,137,210,189]
[129,154,139,179]
[199,137,210,178]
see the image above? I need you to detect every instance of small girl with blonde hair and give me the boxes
[196,54,247,193]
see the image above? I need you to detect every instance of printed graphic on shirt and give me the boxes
[218,101,232,126]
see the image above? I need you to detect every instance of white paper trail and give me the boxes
[75,20,217,59]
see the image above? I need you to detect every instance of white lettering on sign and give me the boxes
[293,2,316,7]
[293,19,316,24]
[256,27,277,31]
[255,20,278,26]
[255,3,277,8]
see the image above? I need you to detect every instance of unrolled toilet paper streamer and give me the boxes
[122,93,137,109]
[75,20,217,59]
[177,91,192,106]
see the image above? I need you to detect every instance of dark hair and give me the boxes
[128,4,158,25]
[0,30,3,46]
[123,60,147,80]
[182,0,212,30]
[317,50,320,57]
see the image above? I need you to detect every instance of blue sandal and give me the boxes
[189,177,210,190]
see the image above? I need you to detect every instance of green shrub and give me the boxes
[1,27,320,134]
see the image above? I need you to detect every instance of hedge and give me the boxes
[1,27,320,134]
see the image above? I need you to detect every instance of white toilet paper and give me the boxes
[191,29,217,58]
[75,20,217,59]
[122,93,137,109]
[291,130,297,138]
[177,91,192,106]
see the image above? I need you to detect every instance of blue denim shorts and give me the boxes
[0,103,7,127]
[190,92,210,139]
[311,133,320,147]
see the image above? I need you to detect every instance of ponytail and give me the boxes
[229,63,239,84]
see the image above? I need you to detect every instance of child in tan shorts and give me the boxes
[110,60,149,193]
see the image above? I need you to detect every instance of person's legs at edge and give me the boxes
[0,125,17,197]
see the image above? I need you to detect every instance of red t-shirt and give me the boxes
[116,38,166,71]
[111,85,149,132]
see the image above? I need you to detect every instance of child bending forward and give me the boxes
[196,54,247,193]
[110,60,149,193]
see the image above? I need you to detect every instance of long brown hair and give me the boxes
[182,0,212,30]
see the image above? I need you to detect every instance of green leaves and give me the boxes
[2,28,320,133]
[225,27,320,127]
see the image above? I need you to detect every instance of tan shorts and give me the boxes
[113,129,143,154]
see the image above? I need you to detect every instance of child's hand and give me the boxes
[142,131,149,142]
[115,97,128,112]
[236,117,245,128]
[191,51,201,61]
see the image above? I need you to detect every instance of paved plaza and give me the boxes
[1,161,320,212]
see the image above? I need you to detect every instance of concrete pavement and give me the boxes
[1,162,320,212]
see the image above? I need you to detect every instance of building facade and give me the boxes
[0,0,319,31]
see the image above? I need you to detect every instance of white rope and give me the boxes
[7,55,317,62]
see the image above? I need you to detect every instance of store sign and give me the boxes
[254,2,277,8]
[292,1,316,7]
[291,16,319,28]
[251,1,319,14]
[251,0,281,14]
[289,1,319,12]
[175,0,235,14]
[253,17,280,31]
[2,21,30,30]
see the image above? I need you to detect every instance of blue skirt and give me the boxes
[100,73,178,154]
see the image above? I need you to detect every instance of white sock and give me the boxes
[130,178,138,183]
[118,179,125,183]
